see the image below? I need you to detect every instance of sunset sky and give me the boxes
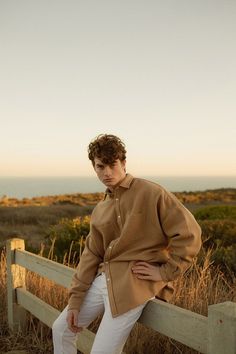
[1,0,235,177]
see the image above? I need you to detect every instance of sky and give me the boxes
[0,0,236,177]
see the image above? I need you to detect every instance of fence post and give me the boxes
[6,238,27,332]
[208,301,236,354]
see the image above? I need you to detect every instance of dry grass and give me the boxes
[0,248,64,354]
[0,246,235,354]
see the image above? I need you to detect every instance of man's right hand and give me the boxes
[66,309,83,333]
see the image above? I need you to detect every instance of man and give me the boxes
[52,134,202,354]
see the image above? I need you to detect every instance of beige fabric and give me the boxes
[68,174,202,317]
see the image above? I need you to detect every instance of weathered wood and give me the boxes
[6,238,27,332]
[76,328,125,354]
[139,299,208,353]
[76,328,96,354]
[208,301,236,354]
[15,249,74,288]
[16,288,100,353]
[16,287,60,328]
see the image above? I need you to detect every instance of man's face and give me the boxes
[93,157,126,190]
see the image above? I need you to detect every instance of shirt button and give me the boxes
[116,198,119,201]
[118,215,121,218]
[109,246,112,249]
[107,278,110,281]
[105,261,109,264]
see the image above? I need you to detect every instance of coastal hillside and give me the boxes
[0,192,104,207]
[0,188,235,207]
[0,188,235,251]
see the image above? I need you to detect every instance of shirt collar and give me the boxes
[103,173,134,200]
[118,173,134,189]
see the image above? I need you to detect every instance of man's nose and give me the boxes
[104,166,112,176]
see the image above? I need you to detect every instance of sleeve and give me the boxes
[67,216,104,311]
[157,189,202,282]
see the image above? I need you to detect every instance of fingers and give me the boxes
[66,312,74,332]
[132,268,151,277]
[133,261,156,270]
[134,261,151,267]
[132,266,150,275]
[132,263,152,280]
[132,261,155,275]
[132,261,162,281]
[73,310,78,326]
[135,274,152,280]
[66,310,82,333]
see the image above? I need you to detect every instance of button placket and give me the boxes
[104,242,113,262]
[103,191,122,307]
[105,249,111,282]
[115,192,122,227]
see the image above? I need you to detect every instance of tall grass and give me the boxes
[0,246,235,354]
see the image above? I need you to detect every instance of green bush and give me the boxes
[194,205,236,221]
[213,244,236,273]
[194,206,236,273]
[45,216,90,264]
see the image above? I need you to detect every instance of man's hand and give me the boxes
[66,309,83,333]
[132,261,163,281]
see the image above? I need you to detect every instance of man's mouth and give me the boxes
[104,178,113,182]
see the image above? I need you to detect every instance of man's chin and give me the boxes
[103,180,116,189]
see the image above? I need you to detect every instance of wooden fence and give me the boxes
[6,238,236,354]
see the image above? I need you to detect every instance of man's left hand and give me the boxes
[132,261,163,281]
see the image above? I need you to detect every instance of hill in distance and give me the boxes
[0,188,235,208]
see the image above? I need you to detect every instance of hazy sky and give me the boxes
[1,0,235,177]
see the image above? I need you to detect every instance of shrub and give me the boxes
[194,205,236,221]
[193,206,236,273]
[44,216,90,264]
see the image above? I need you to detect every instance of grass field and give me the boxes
[0,189,236,353]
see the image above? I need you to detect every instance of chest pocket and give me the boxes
[122,212,146,239]
[93,221,119,249]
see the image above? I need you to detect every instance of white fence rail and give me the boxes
[6,238,236,354]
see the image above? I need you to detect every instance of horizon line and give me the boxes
[1,175,236,178]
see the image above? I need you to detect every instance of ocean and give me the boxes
[0,176,235,199]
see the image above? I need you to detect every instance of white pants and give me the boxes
[52,272,153,354]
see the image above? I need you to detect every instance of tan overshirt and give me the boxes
[68,174,202,317]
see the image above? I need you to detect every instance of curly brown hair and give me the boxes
[88,134,126,165]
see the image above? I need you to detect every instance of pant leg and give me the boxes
[90,274,153,354]
[52,274,105,354]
